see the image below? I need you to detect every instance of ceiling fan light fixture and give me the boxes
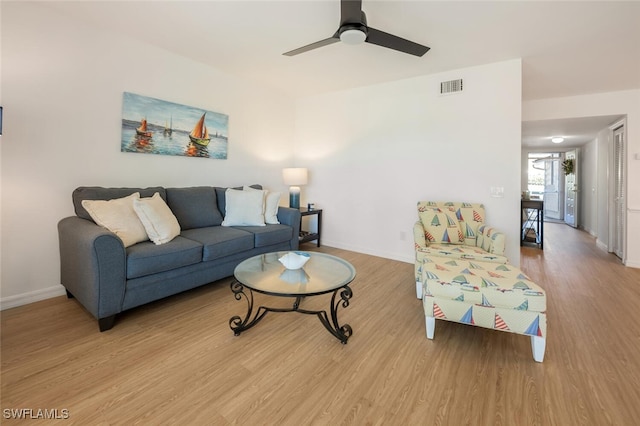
[340,29,366,45]
[551,137,565,144]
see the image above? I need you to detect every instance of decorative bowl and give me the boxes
[278,251,310,270]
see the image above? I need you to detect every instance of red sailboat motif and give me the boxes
[189,113,211,146]
[136,118,152,137]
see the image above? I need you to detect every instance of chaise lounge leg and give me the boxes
[416,280,423,299]
[531,335,546,363]
[99,315,116,332]
[425,316,435,339]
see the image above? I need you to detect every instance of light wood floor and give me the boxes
[3,223,640,424]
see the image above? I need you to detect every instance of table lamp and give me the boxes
[282,167,308,209]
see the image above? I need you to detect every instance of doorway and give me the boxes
[564,149,579,228]
[611,124,626,260]
[528,153,563,221]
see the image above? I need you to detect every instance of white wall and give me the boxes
[0,3,296,307]
[523,90,640,268]
[294,60,523,265]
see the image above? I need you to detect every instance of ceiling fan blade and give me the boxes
[283,36,340,56]
[366,27,430,57]
[341,0,363,25]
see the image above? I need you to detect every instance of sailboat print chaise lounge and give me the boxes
[414,201,547,362]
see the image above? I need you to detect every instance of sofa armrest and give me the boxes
[58,216,127,321]
[276,206,301,250]
[476,225,506,256]
[413,221,427,249]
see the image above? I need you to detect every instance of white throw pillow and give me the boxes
[264,191,281,224]
[133,192,181,245]
[82,193,149,247]
[244,186,280,224]
[222,188,266,226]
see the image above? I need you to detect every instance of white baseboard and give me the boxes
[0,285,66,311]
[596,239,609,252]
[319,239,414,264]
[624,259,640,269]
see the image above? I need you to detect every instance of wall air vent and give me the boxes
[440,79,463,95]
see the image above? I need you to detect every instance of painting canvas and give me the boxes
[121,92,228,159]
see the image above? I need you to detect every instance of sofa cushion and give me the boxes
[134,192,181,245]
[126,236,203,279]
[418,207,465,244]
[244,186,281,224]
[73,186,166,221]
[221,188,266,226]
[215,184,262,216]
[166,187,224,229]
[81,193,149,248]
[181,226,254,262]
[235,224,293,248]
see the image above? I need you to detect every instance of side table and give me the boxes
[521,199,543,249]
[299,208,322,247]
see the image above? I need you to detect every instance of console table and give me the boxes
[521,199,543,249]
[299,208,322,247]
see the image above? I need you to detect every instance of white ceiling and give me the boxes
[522,114,623,150]
[42,0,640,149]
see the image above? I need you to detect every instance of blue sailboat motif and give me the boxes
[481,277,498,287]
[465,223,475,237]
[516,273,531,280]
[515,299,529,310]
[425,270,439,280]
[524,316,543,336]
[452,275,468,284]
[480,294,493,307]
[460,306,474,324]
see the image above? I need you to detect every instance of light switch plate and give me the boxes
[490,186,504,198]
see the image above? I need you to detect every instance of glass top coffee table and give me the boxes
[229,251,356,344]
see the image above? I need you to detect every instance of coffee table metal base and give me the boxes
[229,280,353,344]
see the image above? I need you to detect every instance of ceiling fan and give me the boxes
[283,0,430,57]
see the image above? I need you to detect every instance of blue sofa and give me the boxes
[58,185,301,331]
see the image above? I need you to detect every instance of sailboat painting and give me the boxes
[121,92,228,159]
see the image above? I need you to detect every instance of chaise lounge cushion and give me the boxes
[418,207,465,244]
[416,244,508,264]
[421,257,546,313]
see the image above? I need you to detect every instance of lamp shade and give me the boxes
[282,168,308,186]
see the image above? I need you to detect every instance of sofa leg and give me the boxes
[416,280,422,299]
[531,335,546,363]
[425,316,435,339]
[65,290,74,299]
[98,315,116,332]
